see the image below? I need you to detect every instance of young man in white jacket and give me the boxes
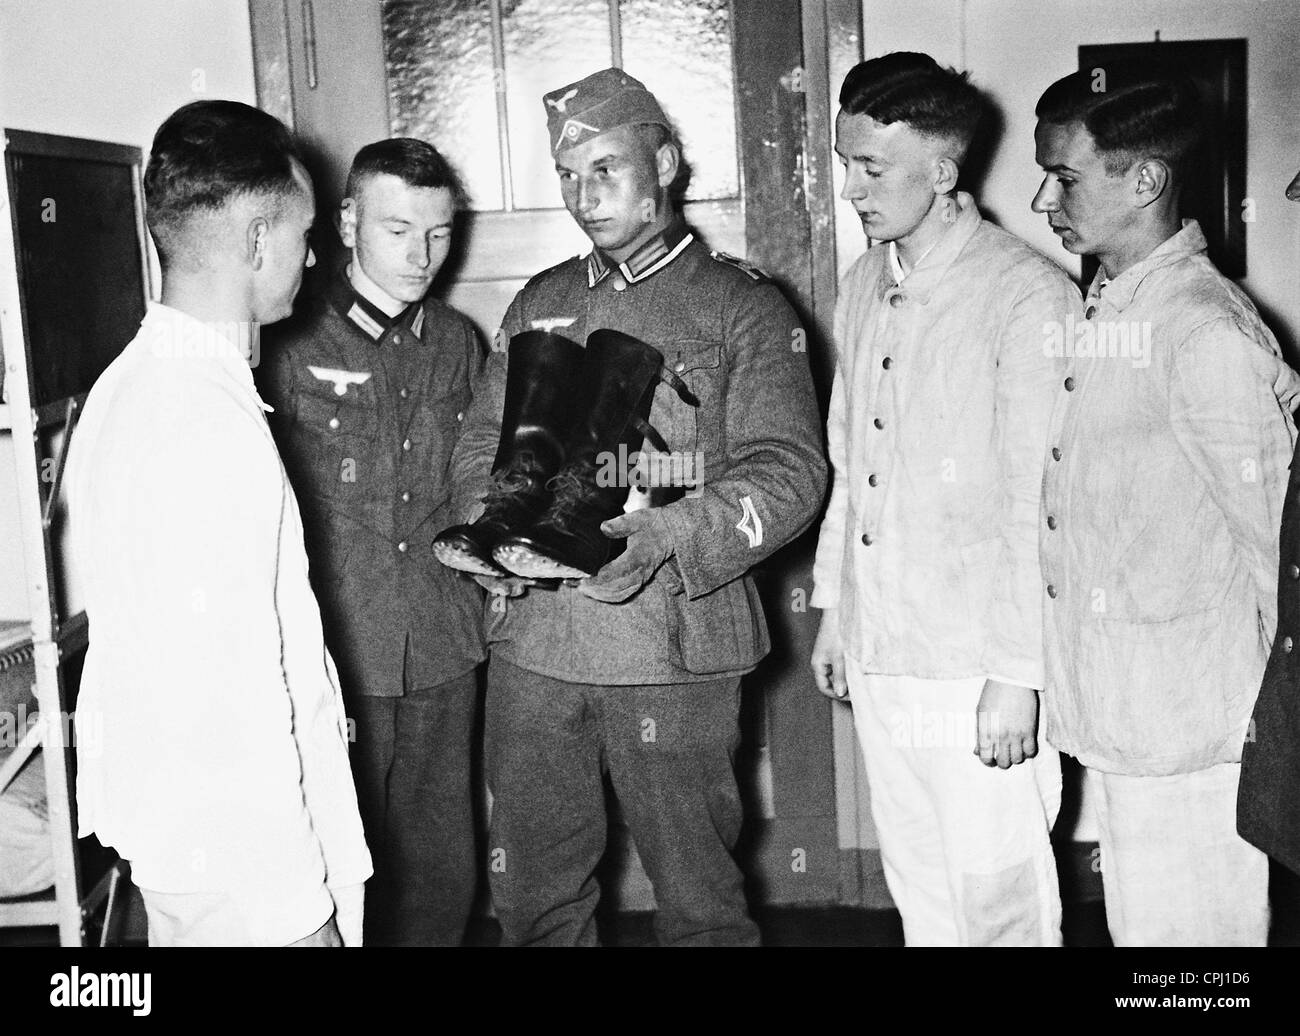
[67,101,371,946]
[810,53,1080,945]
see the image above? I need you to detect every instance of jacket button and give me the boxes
[1052,447,1062,461]
[1285,636,1294,654]
[1046,584,1057,599]
[1064,376,1075,391]
[392,332,403,345]
[400,490,411,503]
[889,293,904,308]
[1084,305,1097,320]
[674,360,687,373]
[1290,564,1299,580]
[882,356,893,370]
[612,275,627,291]
[860,533,872,546]
[456,411,464,421]
[399,387,409,399]
[1047,515,1057,530]
[397,541,409,553]
[868,473,879,487]
[402,438,412,451]
[874,418,884,430]
[328,417,340,430]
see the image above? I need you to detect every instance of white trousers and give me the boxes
[847,664,1063,946]
[1090,762,1268,946]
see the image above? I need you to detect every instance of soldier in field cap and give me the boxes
[448,68,825,945]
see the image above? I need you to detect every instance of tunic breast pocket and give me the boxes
[649,339,720,472]
[402,389,466,509]
[292,389,380,495]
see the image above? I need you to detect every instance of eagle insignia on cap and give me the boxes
[546,88,579,114]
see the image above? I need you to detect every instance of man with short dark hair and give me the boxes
[1033,66,1300,945]
[809,52,1078,946]
[67,100,371,946]
[260,138,486,946]
[447,67,825,946]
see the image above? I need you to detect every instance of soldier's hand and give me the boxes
[579,510,674,603]
[811,610,849,700]
[472,573,534,597]
[975,679,1040,768]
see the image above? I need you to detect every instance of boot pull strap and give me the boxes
[631,415,671,455]
[659,367,699,408]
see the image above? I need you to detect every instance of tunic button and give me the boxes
[1064,376,1075,391]
[456,411,464,421]
[873,418,884,430]
[889,293,904,308]
[397,541,409,553]
[392,333,403,345]
[402,438,412,451]
[612,275,627,291]
[882,356,893,370]
[328,417,340,430]
[860,533,872,546]
[674,361,686,373]
[1290,564,1299,580]
[399,387,409,399]
[1046,584,1057,599]
[868,473,879,487]
[1084,306,1097,320]
[1052,447,1062,461]
[401,490,411,503]
[1284,636,1294,654]
[1047,515,1057,530]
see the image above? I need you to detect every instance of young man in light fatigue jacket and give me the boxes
[810,53,1079,946]
[1033,65,1300,945]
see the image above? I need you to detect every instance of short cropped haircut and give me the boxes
[1035,64,1202,177]
[144,100,303,267]
[839,52,984,160]
[344,138,466,209]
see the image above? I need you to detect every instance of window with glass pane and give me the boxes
[382,0,740,212]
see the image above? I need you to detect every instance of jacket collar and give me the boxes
[587,219,693,288]
[1085,219,1207,314]
[328,265,425,341]
[875,191,982,304]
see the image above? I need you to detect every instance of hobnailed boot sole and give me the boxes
[492,541,592,580]
[433,534,510,577]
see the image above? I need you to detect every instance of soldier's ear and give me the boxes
[339,198,359,248]
[655,141,680,191]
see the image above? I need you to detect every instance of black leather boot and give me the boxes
[492,329,698,580]
[432,330,585,576]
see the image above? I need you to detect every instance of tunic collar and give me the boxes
[329,265,425,341]
[587,219,693,288]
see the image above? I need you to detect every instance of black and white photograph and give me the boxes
[1,0,1299,1014]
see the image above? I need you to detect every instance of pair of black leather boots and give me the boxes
[433,328,698,581]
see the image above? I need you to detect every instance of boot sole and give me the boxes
[433,538,509,577]
[493,543,591,580]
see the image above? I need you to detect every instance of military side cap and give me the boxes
[544,67,670,154]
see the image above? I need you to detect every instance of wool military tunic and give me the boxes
[451,223,827,685]
[261,272,487,698]
[1240,444,1300,876]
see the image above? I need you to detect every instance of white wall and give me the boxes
[858,0,1300,352]
[0,0,257,620]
